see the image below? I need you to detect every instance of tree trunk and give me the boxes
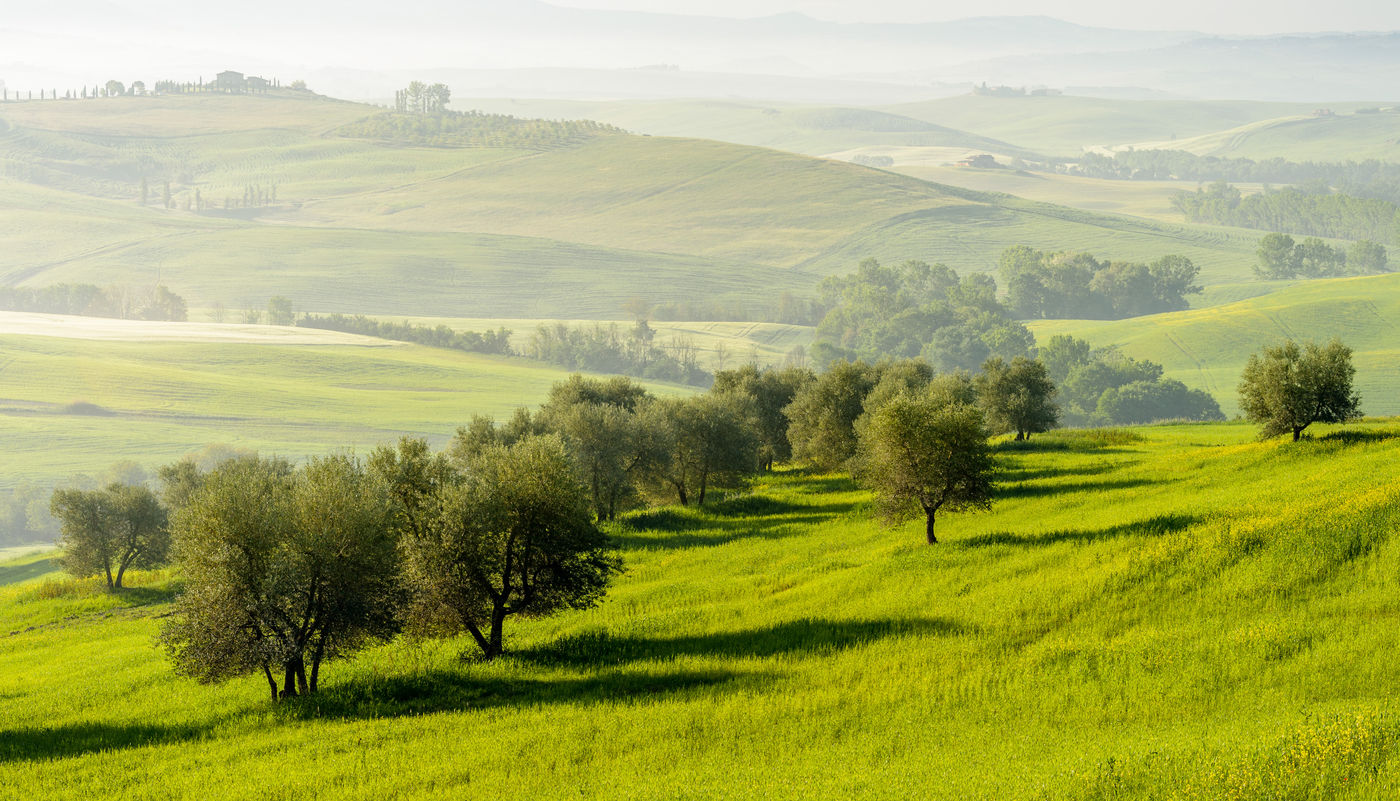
[674,480,688,506]
[1014,431,1025,442]
[1292,427,1303,442]
[103,560,114,591]
[698,468,709,506]
[262,664,278,702]
[463,621,491,657]
[114,560,129,589]
[309,636,326,694]
[924,509,938,545]
[280,658,302,700]
[487,604,507,659]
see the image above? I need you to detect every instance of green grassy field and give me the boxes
[1122,109,1400,162]
[887,164,1274,224]
[881,95,1371,157]
[4,421,1400,798]
[459,97,1038,159]
[0,93,1279,319]
[376,316,817,370]
[1030,272,1400,417]
[0,319,693,490]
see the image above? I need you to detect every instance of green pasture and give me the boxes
[0,332,691,490]
[4,421,1400,798]
[459,97,1036,159]
[1133,109,1400,162]
[883,95,1366,157]
[0,92,1284,321]
[1031,272,1400,416]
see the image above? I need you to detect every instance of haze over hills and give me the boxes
[0,92,1271,320]
[1,3,1396,102]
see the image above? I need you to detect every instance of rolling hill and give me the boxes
[1121,108,1400,162]
[882,95,1370,157]
[457,97,1039,160]
[1030,272,1400,417]
[0,92,1271,320]
[0,314,692,490]
[5,421,1400,797]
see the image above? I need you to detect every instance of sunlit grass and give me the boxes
[3,421,1400,798]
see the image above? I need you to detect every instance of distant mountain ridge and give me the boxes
[0,4,1395,102]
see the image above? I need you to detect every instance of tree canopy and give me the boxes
[812,258,1032,371]
[50,483,169,590]
[1000,246,1201,319]
[855,393,994,545]
[1238,339,1362,441]
[396,435,620,659]
[160,456,400,700]
[974,356,1059,441]
[1039,335,1224,427]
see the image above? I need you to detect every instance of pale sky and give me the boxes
[548,0,1400,34]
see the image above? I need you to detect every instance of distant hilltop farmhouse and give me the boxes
[214,71,275,93]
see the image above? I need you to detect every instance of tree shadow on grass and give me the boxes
[0,557,58,586]
[0,721,207,763]
[993,460,1125,484]
[959,513,1200,548]
[611,488,858,551]
[113,584,180,607]
[609,514,843,551]
[282,668,745,721]
[1317,429,1400,446]
[995,477,1161,500]
[518,617,964,669]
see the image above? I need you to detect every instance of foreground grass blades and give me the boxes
[3,421,1400,798]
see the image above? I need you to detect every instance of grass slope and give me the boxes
[1124,108,1400,162]
[1030,272,1400,416]
[882,95,1364,157]
[0,94,1269,318]
[380,316,818,370]
[0,323,692,490]
[4,422,1400,798]
[458,97,1039,159]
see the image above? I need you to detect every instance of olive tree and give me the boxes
[651,393,759,506]
[712,365,814,471]
[974,356,1059,441]
[1238,339,1361,441]
[855,394,994,544]
[50,483,169,589]
[784,360,876,470]
[399,435,619,659]
[161,455,400,701]
[548,401,666,520]
[536,376,664,520]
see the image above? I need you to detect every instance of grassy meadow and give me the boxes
[880,95,1370,158]
[1123,109,1400,162]
[0,318,693,490]
[5,421,1400,798]
[459,97,1036,159]
[1031,272,1400,417]
[0,92,1282,320]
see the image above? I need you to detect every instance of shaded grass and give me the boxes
[522,617,964,667]
[0,556,59,586]
[279,669,748,721]
[0,722,210,763]
[960,513,1200,548]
